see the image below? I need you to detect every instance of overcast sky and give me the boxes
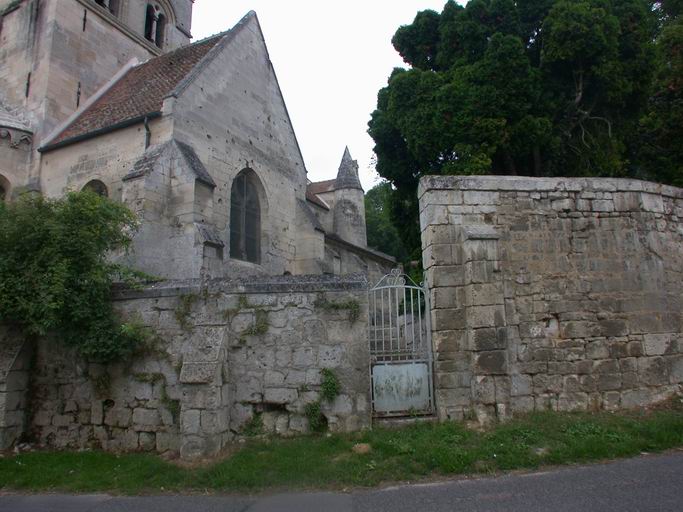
[191,0,449,190]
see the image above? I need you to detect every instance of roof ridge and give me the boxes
[167,11,257,101]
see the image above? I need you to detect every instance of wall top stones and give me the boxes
[112,274,369,301]
[418,175,683,201]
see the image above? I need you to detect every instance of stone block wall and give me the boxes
[2,275,369,459]
[419,176,683,423]
[0,326,32,450]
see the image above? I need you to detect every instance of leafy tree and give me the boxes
[637,6,683,184]
[369,0,663,257]
[0,191,149,362]
[365,182,409,262]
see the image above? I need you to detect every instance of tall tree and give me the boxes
[369,0,663,258]
[365,181,409,262]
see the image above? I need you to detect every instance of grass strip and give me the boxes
[1,406,682,495]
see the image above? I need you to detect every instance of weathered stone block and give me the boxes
[104,408,131,428]
[472,328,507,351]
[472,376,496,404]
[468,305,506,328]
[432,308,466,331]
[621,388,652,408]
[431,266,465,287]
[181,409,201,435]
[132,408,160,431]
[179,363,218,384]
[644,334,672,356]
[474,351,507,375]
[586,340,610,359]
[557,392,588,411]
[638,357,669,386]
[264,388,298,404]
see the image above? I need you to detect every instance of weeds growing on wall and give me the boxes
[306,368,342,432]
[314,296,361,323]
[0,191,153,362]
[174,294,198,331]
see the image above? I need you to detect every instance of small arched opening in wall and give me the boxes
[144,2,174,48]
[229,168,267,265]
[94,0,120,17]
[82,179,109,198]
[0,174,11,202]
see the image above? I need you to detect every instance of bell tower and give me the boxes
[0,0,194,192]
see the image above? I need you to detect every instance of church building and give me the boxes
[0,0,394,280]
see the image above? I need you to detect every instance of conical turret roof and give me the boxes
[335,146,362,190]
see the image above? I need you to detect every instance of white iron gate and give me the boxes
[368,269,434,417]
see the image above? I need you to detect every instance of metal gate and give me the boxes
[368,269,434,417]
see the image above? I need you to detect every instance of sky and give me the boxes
[191,0,450,190]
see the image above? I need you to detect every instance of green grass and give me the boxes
[2,406,683,494]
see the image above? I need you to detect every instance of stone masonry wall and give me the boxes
[0,326,32,450]
[419,176,683,423]
[4,275,369,459]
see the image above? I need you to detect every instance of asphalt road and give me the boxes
[1,451,682,512]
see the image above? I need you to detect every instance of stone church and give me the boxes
[0,0,394,280]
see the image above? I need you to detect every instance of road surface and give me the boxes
[1,451,681,511]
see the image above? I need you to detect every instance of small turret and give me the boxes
[333,147,367,247]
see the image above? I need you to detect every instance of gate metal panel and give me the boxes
[369,269,434,417]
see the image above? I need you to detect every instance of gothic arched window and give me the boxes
[230,169,261,264]
[95,0,119,16]
[83,179,108,198]
[144,5,155,41]
[144,4,166,48]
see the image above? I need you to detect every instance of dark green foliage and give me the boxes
[174,294,198,331]
[304,401,328,433]
[1,407,682,493]
[241,413,264,437]
[0,191,150,362]
[369,0,677,258]
[365,182,408,261]
[243,309,269,336]
[320,369,341,403]
[636,14,683,184]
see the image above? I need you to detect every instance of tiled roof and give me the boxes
[47,35,223,147]
[306,188,330,210]
[307,179,336,195]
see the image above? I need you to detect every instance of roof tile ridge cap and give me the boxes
[40,58,140,149]
[166,11,257,101]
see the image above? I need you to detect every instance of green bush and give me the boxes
[320,369,341,403]
[0,191,150,362]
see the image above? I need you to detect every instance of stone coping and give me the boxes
[112,274,369,300]
[418,175,683,200]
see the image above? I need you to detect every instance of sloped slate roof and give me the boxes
[335,146,362,190]
[47,34,223,147]
[306,179,335,210]
[176,141,215,187]
[307,179,336,195]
